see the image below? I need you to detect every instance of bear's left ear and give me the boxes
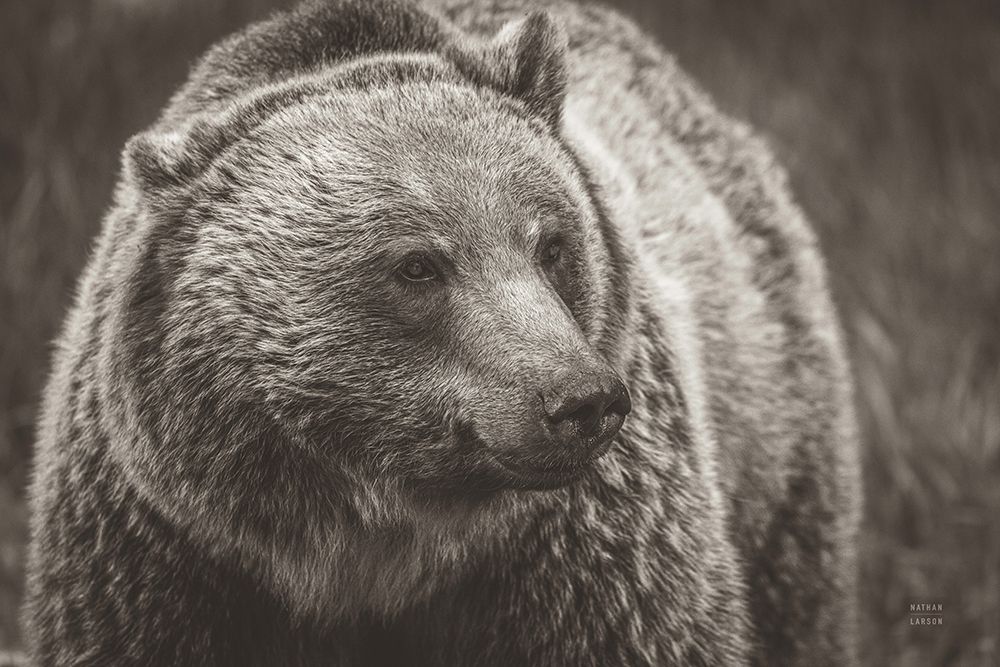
[448,11,568,128]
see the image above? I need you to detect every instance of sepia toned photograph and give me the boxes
[1,0,997,665]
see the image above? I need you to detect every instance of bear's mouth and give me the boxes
[484,448,608,491]
[500,462,588,489]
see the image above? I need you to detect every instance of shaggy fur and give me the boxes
[24,1,860,665]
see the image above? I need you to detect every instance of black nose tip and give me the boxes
[543,369,631,447]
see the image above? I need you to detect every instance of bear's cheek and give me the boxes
[337,345,463,437]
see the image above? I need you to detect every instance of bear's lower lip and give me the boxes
[501,467,587,491]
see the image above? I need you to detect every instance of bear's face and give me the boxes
[112,12,635,511]
[158,83,630,494]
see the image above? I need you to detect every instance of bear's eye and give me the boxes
[541,239,563,265]
[398,256,437,282]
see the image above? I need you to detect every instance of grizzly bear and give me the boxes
[23,0,860,665]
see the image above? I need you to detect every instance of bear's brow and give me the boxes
[357,205,462,247]
[380,232,459,258]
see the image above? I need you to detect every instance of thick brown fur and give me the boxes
[24,1,860,665]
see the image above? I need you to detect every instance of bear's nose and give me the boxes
[542,367,631,451]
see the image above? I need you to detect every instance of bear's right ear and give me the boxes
[123,131,191,194]
[448,11,569,128]
[123,118,229,196]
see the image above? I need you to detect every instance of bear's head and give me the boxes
[108,10,634,541]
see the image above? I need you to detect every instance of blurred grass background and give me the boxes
[1,0,998,664]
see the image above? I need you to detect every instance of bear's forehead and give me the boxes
[207,86,590,245]
[255,88,561,179]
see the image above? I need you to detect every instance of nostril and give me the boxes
[606,388,631,420]
[566,402,600,434]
